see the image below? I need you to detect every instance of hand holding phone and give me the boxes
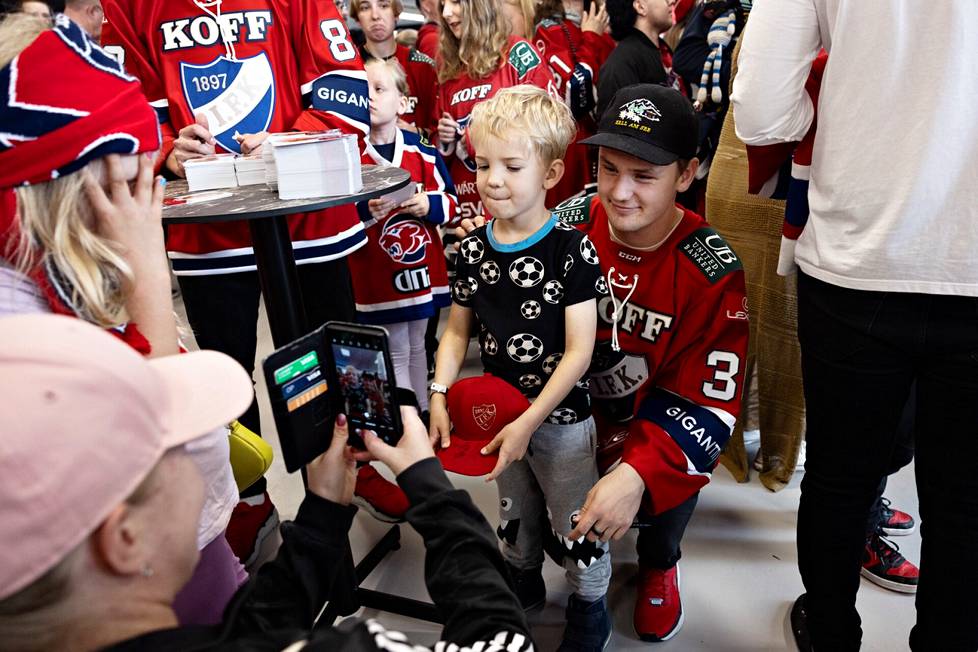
[354,405,435,476]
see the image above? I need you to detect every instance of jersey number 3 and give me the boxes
[320,19,356,62]
[703,350,740,402]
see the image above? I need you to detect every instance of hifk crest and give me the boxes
[180,53,275,154]
[473,403,497,431]
[379,215,431,264]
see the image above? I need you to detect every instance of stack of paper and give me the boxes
[184,154,238,192]
[264,131,363,200]
[234,154,266,186]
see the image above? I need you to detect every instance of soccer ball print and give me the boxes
[547,407,578,425]
[459,236,485,264]
[542,352,563,375]
[542,280,564,304]
[480,259,502,284]
[519,373,543,389]
[506,333,544,363]
[520,300,542,319]
[453,276,478,301]
[484,332,499,355]
[509,256,545,288]
[580,237,599,265]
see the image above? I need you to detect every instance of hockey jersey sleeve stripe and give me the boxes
[634,387,734,474]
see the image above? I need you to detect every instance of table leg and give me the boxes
[249,216,308,348]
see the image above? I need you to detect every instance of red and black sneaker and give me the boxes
[353,464,409,523]
[860,531,918,593]
[879,497,916,536]
[225,491,281,571]
[634,564,684,642]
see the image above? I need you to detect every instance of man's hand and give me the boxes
[437,112,460,145]
[428,393,451,449]
[367,197,397,221]
[482,418,536,482]
[235,131,269,156]
[355,406,437,477]
[452,215,486,251]
[306,414,357,505]
[568,463,645,542]
[165,113,216,178]
[399,192,431,218]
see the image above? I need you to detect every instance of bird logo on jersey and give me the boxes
[180,53,275,153]
[617,98,661,127]
[379,215,431,264]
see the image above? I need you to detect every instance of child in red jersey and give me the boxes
[348,58,458,521]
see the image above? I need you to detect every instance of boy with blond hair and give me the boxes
[430,85,611,651]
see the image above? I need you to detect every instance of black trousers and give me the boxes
[866,388,916,536]
[636,493,699,569]
[179,259,354,495]
[796,271,978,652]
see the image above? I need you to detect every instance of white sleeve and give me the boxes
[730,0,822,145]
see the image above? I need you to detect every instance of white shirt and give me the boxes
[731,0,978,297]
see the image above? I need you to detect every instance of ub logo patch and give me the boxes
[473,404,497,431]
[379,215,431,264]
[180,53,275,154]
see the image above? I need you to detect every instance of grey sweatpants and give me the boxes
[495,417,612,601]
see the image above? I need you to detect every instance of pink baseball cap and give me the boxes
[0,315,253,600]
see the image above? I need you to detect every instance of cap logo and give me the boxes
[615,98,661,134]
[473,404,497,431]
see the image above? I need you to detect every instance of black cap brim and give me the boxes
[580,132,680,166]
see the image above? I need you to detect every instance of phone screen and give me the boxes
[273,349,328,413]
[330,334,396,434]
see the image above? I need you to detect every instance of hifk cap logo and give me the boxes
[473,403,497,431]
[616,98,661,129]
[379,215,431,264]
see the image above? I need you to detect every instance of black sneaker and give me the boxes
[558,594,612,651]
[790,594,812,652]
[860,531,918,593]
[879,497,916,536]
[506,564,546,611]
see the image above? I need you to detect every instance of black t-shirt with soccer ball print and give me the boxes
[452,215,602,424]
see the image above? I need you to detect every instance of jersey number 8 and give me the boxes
[320,19,356,62]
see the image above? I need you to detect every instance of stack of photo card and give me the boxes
[184,154,238,192]
[233,154,267,186]
[263,131,362,200]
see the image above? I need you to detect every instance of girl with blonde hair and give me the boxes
[0,13,246,626]
[436,0,555,223]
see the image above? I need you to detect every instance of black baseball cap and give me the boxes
[581,84,698,165]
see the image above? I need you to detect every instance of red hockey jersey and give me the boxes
[533,17,615,206]
[349,129,456,323]
[102,0,371,275]
[554,194,749,515]
[416,22,439,60]
[436,36,555,222]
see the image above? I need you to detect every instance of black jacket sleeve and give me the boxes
[398,457,533,648]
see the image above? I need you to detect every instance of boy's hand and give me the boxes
[367,197,397,221]
[234,131,269,156]
[428,394,452,449]
[166,113,216,177]
[482,419,535,482]
[306,414,357,505]
[452,215,486,251]
[437,112,460,145]
[353,406,436,477]
[399,192,430,218]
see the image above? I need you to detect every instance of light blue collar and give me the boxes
[486,214,557,252]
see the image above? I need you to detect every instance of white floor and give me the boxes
[181,296,921,651]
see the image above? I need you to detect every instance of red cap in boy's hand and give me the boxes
[437,374,530,476]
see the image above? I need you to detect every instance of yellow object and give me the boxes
[228,421,274,492]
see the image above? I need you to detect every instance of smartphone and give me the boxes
[325,322,403,447]
[263,326,335,472]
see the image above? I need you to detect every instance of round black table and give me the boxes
[163,165,410,347]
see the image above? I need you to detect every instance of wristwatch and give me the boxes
[429,382,448,397]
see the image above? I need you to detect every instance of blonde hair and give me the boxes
[0,14,132,328]
[365,56,410,96]
[469,85,576,164]
[437,0,511,83]
[504,0,536,40]
[350,0,404,20]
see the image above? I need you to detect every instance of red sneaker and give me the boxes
[879,498,916,536]
[861,532,918,593]
[225,491,280,570]
[634,564,684,642]
[353,464,409,523]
